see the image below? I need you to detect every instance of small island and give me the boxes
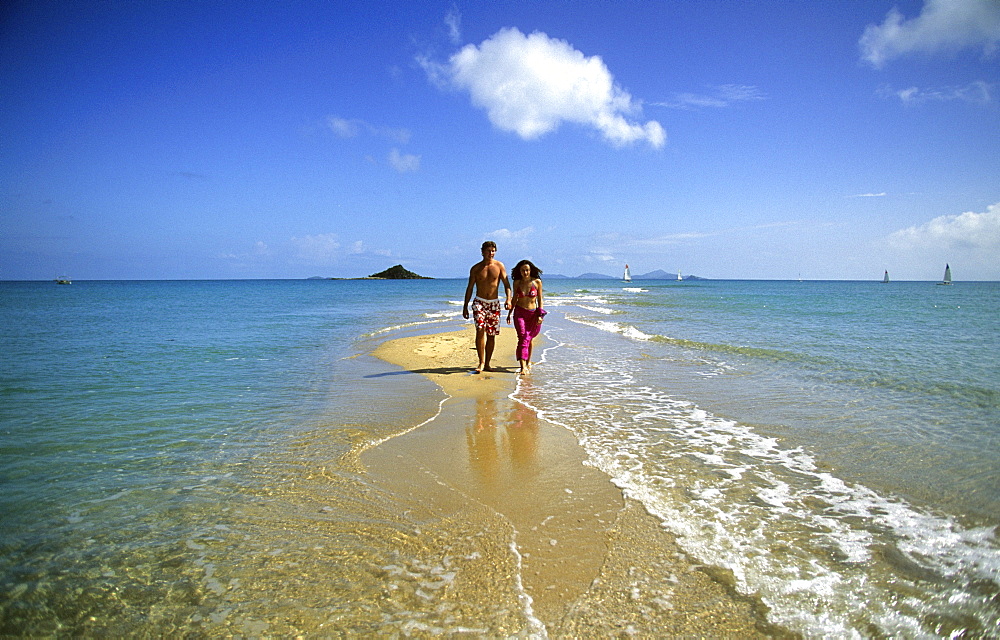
[369,265,431,279]
[308,265,432,280]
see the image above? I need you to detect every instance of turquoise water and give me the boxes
[537,279,1000,637]
[1,278,997,636]
[0,279,453,634]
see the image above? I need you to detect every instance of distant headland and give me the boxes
[308,267,705,281]
[546,270,707,281]
[308,265,432,280]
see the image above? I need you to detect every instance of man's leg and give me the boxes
[475,328,487,372]
[484,335,496,371]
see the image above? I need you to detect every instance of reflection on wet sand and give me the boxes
[466,394,541,492]
[466,396,500,489]
[505,398,539,475]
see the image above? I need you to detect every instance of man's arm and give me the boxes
[462,268,475,319]
[499,264,512,310]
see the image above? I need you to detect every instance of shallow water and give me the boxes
[533,279,999,637]
[0,280,452,634]
[1,278,997,636]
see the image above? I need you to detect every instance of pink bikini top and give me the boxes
[514,285,537,300]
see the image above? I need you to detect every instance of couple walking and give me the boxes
[462,241,545,376]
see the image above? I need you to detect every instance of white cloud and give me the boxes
[445,6,462,45]
[594,231,712,249]
[290,233,341,265]
[880,80,993,105]
[487,227,535,242]
[328,117,361,138]
[388,148,420,173]
[848,192,888,198]
[327,116,411,144]
[589,252,617,264]
[423,27,665,148]
[641,232,713,243]
[480,227,536,253]
[860,0,1000,68]
[220,241,270,262]
[889,202,1000,250]
[654,84,767,110]
[885,202,1000,279]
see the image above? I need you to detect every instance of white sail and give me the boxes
[623,264,631,282]
[942,264,952,284]
[677,270,682,281]
[882,270,889,283]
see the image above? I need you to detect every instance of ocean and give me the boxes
[1,278,997,636]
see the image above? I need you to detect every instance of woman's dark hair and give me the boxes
[513,259,542,281]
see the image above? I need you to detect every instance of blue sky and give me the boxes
[2,0,998,280]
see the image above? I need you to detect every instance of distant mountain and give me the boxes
[632,270,708,281]
[575,272,616,279]
[634,269,671,280]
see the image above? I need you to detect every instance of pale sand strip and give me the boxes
[369,325,786,636]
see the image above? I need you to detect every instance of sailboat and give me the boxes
[937,264,953,285]
[623,264,631,282]
[881,270,889,284]
[676,270,682,281]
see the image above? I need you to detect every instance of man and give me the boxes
[463,240,512,373]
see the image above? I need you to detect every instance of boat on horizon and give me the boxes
[937,264,953,285]
[677,270,682,281]
[623,264,631,282]
[882,270,889,284]
[55,276,71,285]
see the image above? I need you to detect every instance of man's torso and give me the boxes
[471,260,503,299]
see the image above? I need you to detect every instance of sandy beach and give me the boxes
[370,325,787,637]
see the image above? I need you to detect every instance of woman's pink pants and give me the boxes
[513,306,541,361]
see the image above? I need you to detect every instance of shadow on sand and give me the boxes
[365,366,515,378]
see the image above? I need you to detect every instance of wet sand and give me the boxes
[370,325,790,637]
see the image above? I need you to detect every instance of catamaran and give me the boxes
[623,264,631,282]
[937,264,953,285]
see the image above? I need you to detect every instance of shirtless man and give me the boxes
[463,241,512,373]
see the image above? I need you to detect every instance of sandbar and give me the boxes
[369,325,787,636]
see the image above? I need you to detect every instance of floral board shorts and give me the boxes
[472,297,502,336]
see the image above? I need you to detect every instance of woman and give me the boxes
[506,259,544,376]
